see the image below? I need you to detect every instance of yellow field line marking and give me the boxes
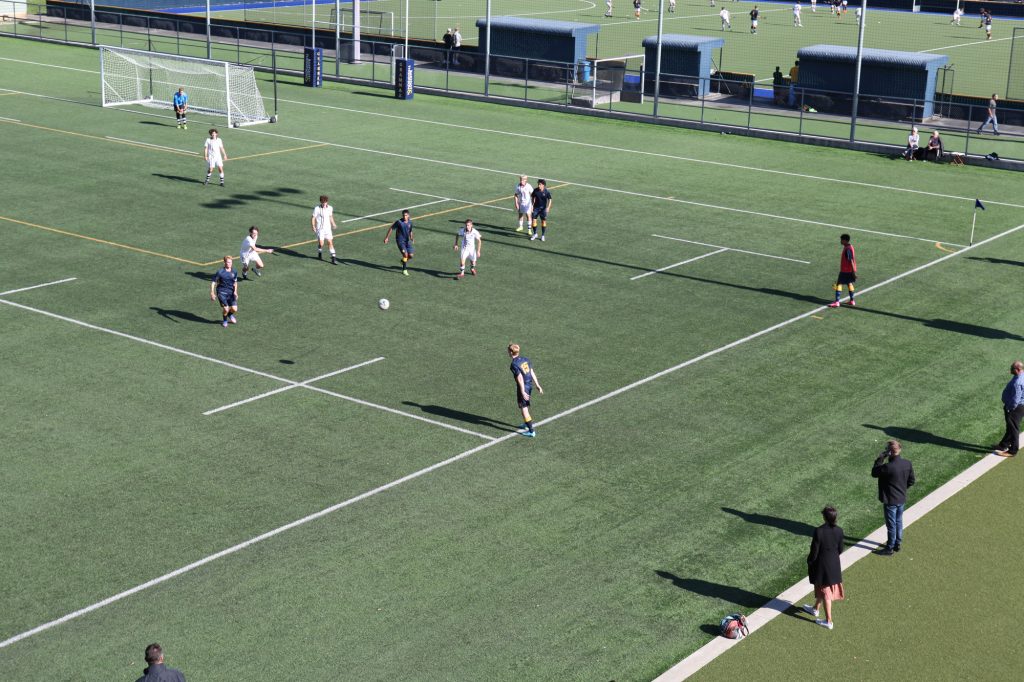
[0,215,207,266]
[936,242,958,253]
[231,143,328,161]
[810,315,824,320]
[0,119,195,156]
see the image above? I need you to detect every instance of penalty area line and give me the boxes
[0,277,77,298]
[5,220,1023,652]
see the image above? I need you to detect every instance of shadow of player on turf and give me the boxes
[855,307,1024,342]
[402,402,520,432]
[150,306,219,324]
[863,423,990,454]
[967,256,1024,268]
[655,571,801,619]
[152,173,204,185]
[721,507,871,549]
[184,271,216,280]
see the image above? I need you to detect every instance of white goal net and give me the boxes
[100,47,271,127]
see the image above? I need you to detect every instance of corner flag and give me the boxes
[975,198,986,210]
[970,199,985,245]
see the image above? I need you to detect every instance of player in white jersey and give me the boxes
[720,7,731,29]
[669,0,676,12]
[810,0,816,12]
[203,128,227,186]
[794,2,802,26]
[513,175,534,232]
[239,225,274,279]
[453,218,482,279]
[311,194,338,264]
[604,0,613,16]
[950,7,962,25]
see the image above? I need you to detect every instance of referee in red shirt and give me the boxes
[828,234,857,307]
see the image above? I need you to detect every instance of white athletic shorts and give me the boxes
[317,227,334,242]
[460,247,477,263]
[207,155,223,169]
[240,250,260,266]
[752,20,758,27]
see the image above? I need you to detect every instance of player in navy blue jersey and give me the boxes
[508,343,544,437]
[530,179,553,242]
[383,209,415,275]
[210,255,239,327]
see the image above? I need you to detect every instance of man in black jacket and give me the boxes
[872,439,916,556]
[136,643,186,682]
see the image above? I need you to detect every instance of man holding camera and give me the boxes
[871,440,916,556]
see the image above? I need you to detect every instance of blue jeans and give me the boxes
[884,503,905,549]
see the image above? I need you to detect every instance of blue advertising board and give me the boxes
[395,58,414,100]
[304,47,323,88]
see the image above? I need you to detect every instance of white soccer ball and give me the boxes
[378,298,390,310]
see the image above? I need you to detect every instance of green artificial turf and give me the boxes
[1,36,1024,681]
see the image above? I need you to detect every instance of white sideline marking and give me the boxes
[340,198,447,223]
[5,220,1021,651]
[203,358,385,415]
[654,452,1008,681]
[652,235,812,264]
[2,57,1020,210]
[0,277,76,297]
[0,115,20,122]
[390,187,515,212]
[631,249,728,281]
[0,299,491,439]
[242,127,956,246]
[920,36,1012,53]
[106,136,197,155]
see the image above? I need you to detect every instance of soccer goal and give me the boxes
[1007,27,1024,102]
[326,6,396,37]
[100,47,272,127]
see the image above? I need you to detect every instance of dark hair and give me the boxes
[402,209,410,216]
[249,225,258,235]
[144,643,163,665]
[822,506,838,527]
[840,233,850,243]
[319,195,329,203]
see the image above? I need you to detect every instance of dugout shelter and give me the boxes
[641,34,724,98]
[796,45,949,120]
[474,16,600,66]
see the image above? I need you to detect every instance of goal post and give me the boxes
[327,6,395,37]
[100,47,272,127]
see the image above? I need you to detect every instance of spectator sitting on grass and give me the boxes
[925,130,943,162]
[903,126,920,161]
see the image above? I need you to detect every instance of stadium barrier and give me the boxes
[5,0,1022,168]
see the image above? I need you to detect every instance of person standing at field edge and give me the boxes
[136,643,186,682]
[828,233,857,307]
[871,440,916,556]
[994,361,1024,457]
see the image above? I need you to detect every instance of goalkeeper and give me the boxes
[173,87,189,130]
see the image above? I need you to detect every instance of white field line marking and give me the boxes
[106,136,197,155]
[203,357,385,416]
[601,6,788,27]
[6,219,1020,651]
[340,198,447,223]
[0,56,98,73]
[241,127,955,246]
[0,277,76,297]
[631,249,728,281]
[2,57,1018,210]
[0,299,491,439]
[654,452,1008,681]
[920,35,1013,53]
[390,187,515,212]
[652,235,811,264]
[0,115,20,123]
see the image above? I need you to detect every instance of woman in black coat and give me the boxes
[802,505,845,630]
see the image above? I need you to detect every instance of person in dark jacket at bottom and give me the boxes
[802,505,845,630]
[872,439,916,555]
[136,643,186,682]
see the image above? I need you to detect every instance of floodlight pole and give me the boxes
[312,0,316,50]
[352,0,362,63]
[335,0,340,73]
[848,0,868,143]
[205,0,211,59]
[90,0,96,45]
[404,0,409,58]
[484,0,492,96]
[652,0,666,117]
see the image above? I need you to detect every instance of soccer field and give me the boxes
[2,36,1024,680]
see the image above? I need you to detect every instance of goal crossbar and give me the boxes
[100,47,270,127]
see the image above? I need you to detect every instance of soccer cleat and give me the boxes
[516,225,524,232]
[241,274,248,281]
[828,301,841,308]
[219,180,224,186]
[253,268,261,277]
[530,233,538,241]
[456,272,465,279]
[222,320,229,328]
[520,430,536,438]
[815,619,834,630]
[470,267,477,276]
[317,251,323,260]
[846,299,856,306]
[204,178,209,186]
[331,256,337,265]
[403,269,410,276]
[802,605,819,617]
[228,314,237,324]
[540,235,546,242]
[183,124,187,130]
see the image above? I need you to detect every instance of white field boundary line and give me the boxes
[106,136,197,155]
[239,127,958,247]
[4,55,1023,211]
[0,299,493,440]
[631,249,728,281]
[0,115,20,123]
[655,452,1008,682]
[203,358,385,416]
[340,198,447,223]
[920,35,1013,53]
[4,220,1021,652]
[390,187,515,212]
[0,277,77,297]
[652,235,812,264]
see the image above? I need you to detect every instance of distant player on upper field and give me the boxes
[669,0,676,12]
[720,7,731,29]
[950,7,962,25]
[750,5,759,33]
[634,0,642,20]
[172,87,188,130]
[203,128,226,186]
[605,0,613,16]
[383,209,415,276]
[508,343,544,438]
[828,234,857,308]
[211,255,239,327]
[810,0,816,12]
[530,179,553,242]
[454,218,482,279]
[982,10,993,39]
[794,2,802,26]
[240,225,273,280]
[311,194,338,264]
[513,175,533,232]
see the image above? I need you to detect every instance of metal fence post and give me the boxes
[849,0,868,142]
[652,0,665,118]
